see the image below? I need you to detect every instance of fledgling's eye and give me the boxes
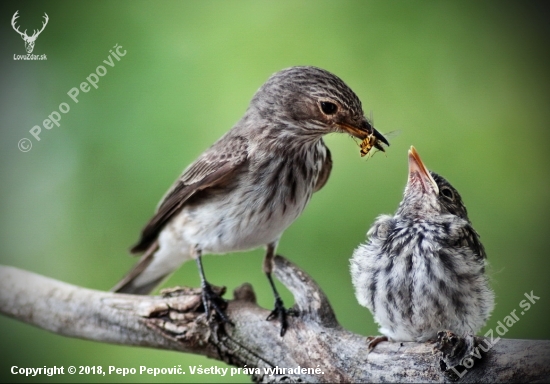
[320,101,338,115]
[441,187,454,200]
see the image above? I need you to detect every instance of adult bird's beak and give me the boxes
[408,146,439,194]
[339,118,390,146]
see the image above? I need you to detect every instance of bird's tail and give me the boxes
[111,241,171,295]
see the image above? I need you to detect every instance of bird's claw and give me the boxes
[266,297,292,336]
[366,335,388,352]
[201,282,233,325]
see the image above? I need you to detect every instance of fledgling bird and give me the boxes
[350,146,494,343]
[113,66,389,335]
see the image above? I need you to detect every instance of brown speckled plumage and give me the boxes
[113,66,388,335]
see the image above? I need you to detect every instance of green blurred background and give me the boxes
[1,1,549,382]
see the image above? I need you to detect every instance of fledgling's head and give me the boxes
[397,146,468,219]
[249,66,389,144]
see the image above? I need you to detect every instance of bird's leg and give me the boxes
[265,272,288,335]
[263,242,293,336]
[194,246,231,324]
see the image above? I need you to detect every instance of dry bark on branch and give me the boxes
[1,256,549,383]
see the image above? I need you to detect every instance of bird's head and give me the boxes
[249,66,388,146]
[398,146,468,219]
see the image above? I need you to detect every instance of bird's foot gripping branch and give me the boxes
[1,258,549,383]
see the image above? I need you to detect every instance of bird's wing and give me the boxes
[130,135,249,253]
[313,144,332,193]
[452,222,487,260]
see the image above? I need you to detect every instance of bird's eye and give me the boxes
[320,101,338,115]
[441,187,454,200]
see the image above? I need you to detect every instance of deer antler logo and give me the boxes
[11,11,49,54]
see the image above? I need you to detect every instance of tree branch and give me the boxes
[1,257,549,383]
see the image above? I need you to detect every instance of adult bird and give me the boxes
[113,66,389,335]
[351,146,494,344]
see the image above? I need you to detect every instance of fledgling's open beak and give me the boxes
[339,118,390,146]
[408,146,439,194]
